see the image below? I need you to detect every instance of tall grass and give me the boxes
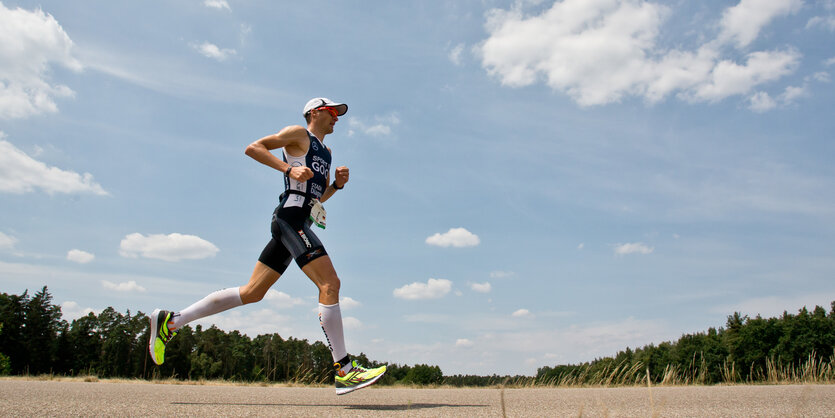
[523,349,835,388]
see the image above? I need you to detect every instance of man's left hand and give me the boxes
[334,166,349,188]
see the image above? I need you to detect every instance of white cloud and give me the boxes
[780,85,807,103]
[204,0,230,10]
[687,49,801,103]
[119,232,219,261]
[718,0,802,48]
[339,296,362,310]
[342,316,363,330]
[455,338,473,348]
[60,301,97,321]
[448,43,465,66]
[812,71,830,83]
[479,0,802,108]
[263,289,306,308]
[426,227,480,248]
[67,249,95,264]
[807,6,835,32]
[0,3,82,119]
[749,82,808,112]
[193,308,302,339]
[577,243,585,250]
[489,270,515,279]
[0,139,108,195]
[347,113,400,138]
[512,308,532,318]
[614,242,654,255]
[0,231,17,250]
[470,282,492,293]
[749,91,777,112]
[393,278,453,300]
[192,42,236,61]
[101,280,146,292]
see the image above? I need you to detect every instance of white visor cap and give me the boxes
[303,98,348,117]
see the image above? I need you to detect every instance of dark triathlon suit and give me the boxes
[258,130,331,274]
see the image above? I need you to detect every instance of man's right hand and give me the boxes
[288,166,314,182]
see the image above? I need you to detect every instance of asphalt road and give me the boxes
[1,379,833,417]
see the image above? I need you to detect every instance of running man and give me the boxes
[148,97,386,395]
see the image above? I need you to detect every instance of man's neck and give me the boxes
[307,125,328,142]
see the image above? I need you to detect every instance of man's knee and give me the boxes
[239,285,266,304]
[319,276,341,298]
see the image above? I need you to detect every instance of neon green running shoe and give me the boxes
[335,361,387,395]
[148,309,177,365]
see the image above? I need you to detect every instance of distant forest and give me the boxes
[1,286,834,386]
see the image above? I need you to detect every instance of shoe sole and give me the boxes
[148,308,162,365]
[335,370,386,396]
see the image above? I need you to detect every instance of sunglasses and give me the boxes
[317,106,339,119]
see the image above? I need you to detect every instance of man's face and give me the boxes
[314,106,338,133]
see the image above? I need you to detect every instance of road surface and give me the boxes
[1,379,833,417]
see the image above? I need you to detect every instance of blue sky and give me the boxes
[1,0,834,376]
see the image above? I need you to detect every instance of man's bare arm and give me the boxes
[245,125,313,182]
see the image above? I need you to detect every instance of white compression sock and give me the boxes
[318,303,349,370]
[170,287,243,330]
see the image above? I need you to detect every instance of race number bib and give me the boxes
[309,199,327,229]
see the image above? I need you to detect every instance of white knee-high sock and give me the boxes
[170,287,243,330]
[319,303,349,368]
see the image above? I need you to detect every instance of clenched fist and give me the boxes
[333,166,349,188]
[288,166,314,182]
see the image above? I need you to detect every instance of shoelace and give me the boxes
[160,323,177,343]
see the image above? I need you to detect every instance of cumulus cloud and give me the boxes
[393,278,453,300]
[0,231,17,250]
[686,49,800,103]
[0,138,108,195]
[101,280,145,292]
[455,338,474,348]
[470,282,492,293]
[347,113,400,138]
[193,308,299,338]
[192,41,236,61]
[67,249,94,264]
[717,0,802,48]
[478,0,803,108]
[342,316,363,330]
[749,91,777,112]
[614,242,654,255]
[0,3,82,119]
[749,82,809,112]
[60,301,96,320]
[339,296,362,310]
[807,15,835,31]
[426,227,480,248]
[263,289,306,308]
[512,308,533,318]
[119,232,219,261]
[204,0,230,10]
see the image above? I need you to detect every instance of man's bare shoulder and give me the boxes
[277,125,309,139]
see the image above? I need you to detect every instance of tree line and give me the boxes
[1,286,833,386]
[535,302,835,386]
[0,286,441,385]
